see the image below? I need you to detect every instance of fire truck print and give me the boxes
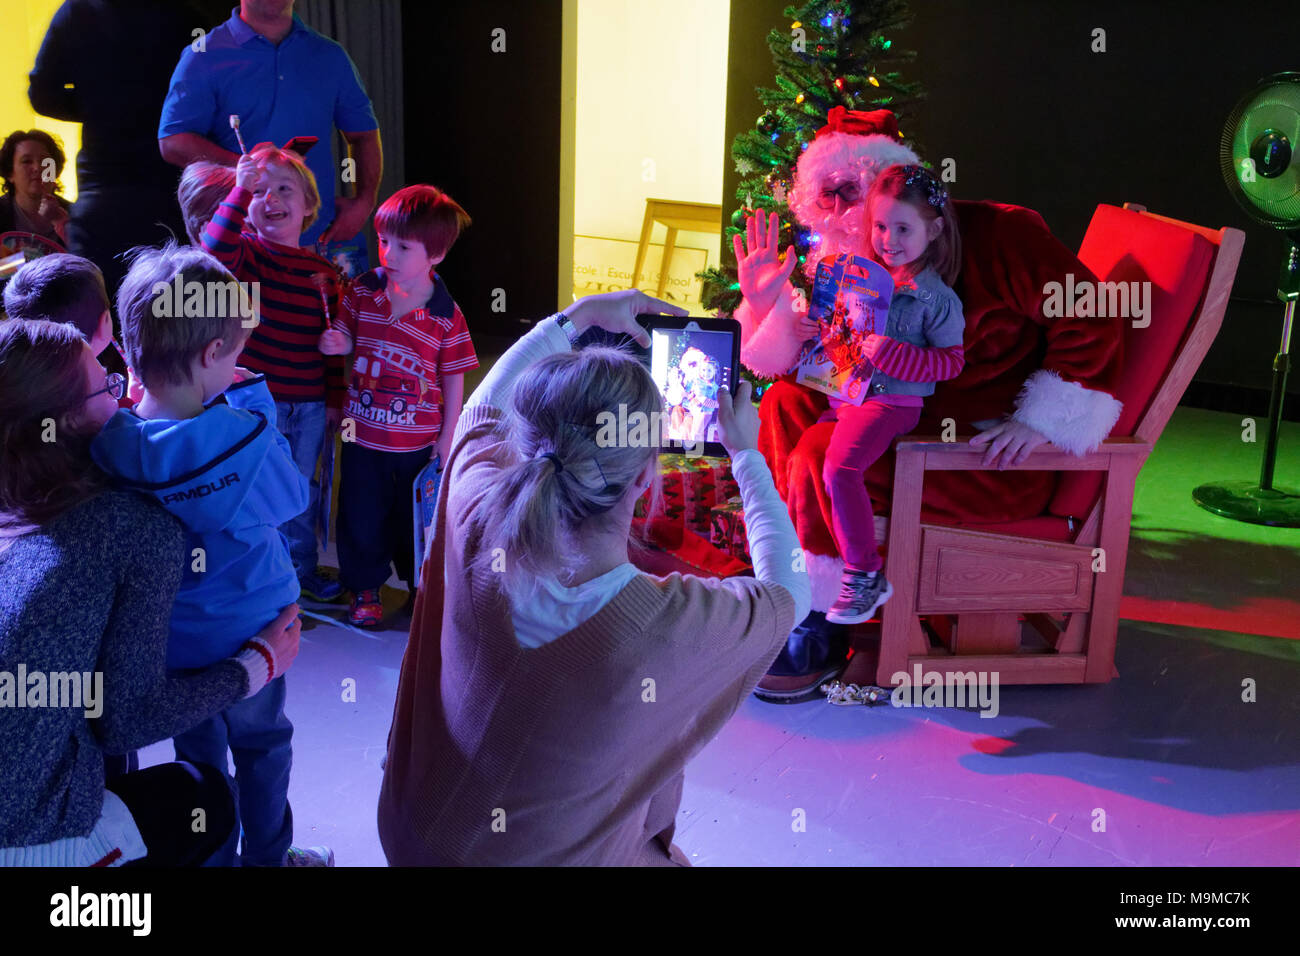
[352,345,436,415]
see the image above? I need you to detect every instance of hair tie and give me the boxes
[540,452,564,473]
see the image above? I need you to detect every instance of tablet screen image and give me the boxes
[650,328,735,447]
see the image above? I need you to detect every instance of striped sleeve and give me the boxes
[437,304,480,374]
[200,186,255,277]
[868,340,965,383]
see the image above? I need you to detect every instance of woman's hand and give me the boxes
[38,194,69,240]
[733,211,798,321]
[258,603,302,675]
[565,289,685,347]
[716,379,760,457]
[969,419,1051,469]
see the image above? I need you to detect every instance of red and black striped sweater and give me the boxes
[201,186,345,408]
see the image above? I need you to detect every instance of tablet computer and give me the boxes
[629,314,741,458]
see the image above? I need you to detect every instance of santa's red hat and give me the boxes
[787,107,920,228]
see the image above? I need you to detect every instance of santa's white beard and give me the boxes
[801,205,871,277]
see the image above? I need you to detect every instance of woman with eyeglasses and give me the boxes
[0,319,302,867]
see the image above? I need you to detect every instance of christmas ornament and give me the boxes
[757,110,778,134]
[766,172,790,204]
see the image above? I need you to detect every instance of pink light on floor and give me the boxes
[1120,595,1300,641]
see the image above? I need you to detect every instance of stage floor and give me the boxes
[136,404,1300,866]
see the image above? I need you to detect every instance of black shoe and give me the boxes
[754,611,850,703]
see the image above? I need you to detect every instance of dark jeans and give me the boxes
[766,611,851,677]
[338,442,431,592]
[172,676,294,867]
[105,761,236,867]
[273,401,328,573]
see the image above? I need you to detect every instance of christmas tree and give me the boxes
[699,0,923,319]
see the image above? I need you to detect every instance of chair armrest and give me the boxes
[894,436,1150,472]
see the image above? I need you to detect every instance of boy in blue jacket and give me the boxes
[91,242,330,867]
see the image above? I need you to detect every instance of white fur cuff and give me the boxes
[804,551,845,614]
[1012,369,1123,456]
[740,307,807,378]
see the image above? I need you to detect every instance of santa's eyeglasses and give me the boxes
[816,181,862,209]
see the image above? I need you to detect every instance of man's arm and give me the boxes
[159,131,240,168]
[343,128,382,205]
[319,129,383,244]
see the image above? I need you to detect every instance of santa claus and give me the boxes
[734,107,1124,700]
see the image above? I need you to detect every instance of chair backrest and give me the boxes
[1048,203,1243,520]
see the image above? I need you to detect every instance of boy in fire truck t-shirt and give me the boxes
[319,185,478,627]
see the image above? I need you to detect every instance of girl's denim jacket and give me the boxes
[864,266,965,398]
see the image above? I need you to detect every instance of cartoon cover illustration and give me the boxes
[795,253,894,404]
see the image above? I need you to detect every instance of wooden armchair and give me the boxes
[877,204,1246,685]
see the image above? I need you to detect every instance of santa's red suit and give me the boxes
[737,109,1124,611]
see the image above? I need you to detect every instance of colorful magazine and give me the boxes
[411,454,442,590]
[794,253,894,405]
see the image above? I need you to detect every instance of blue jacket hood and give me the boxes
[90,377,307,534]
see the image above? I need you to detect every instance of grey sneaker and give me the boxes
[284,845,335,867]
[826,570,893,625]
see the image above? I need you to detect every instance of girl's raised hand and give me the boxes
[733,211,798,320]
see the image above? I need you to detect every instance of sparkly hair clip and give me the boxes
[901,165,948,209]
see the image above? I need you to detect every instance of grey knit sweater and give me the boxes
[0,491,248,847]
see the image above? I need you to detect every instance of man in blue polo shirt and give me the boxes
[158,0,381,260]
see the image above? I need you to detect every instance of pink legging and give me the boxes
[819,400,922,573]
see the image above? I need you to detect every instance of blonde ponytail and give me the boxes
[469,346,662,589]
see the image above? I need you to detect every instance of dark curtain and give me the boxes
[297,0,405,264]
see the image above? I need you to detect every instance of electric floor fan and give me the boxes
[1194,71,1300,526]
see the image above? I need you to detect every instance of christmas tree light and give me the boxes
[698,0,923,338]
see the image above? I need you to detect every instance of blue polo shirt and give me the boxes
[158,8,378,246]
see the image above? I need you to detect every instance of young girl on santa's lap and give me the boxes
[816,164,966,624]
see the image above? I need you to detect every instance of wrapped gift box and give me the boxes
[709,496,750,564]
[641,454,737,537]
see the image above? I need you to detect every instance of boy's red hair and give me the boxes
[374,185,471,262]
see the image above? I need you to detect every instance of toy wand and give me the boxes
[229,114,247,154]
[311,271,336,331]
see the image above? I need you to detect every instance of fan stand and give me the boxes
[1194,233,1300,526]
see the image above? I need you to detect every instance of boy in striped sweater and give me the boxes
[201,144,345,601]
[319,185,478,627]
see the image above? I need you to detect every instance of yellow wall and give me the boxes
[1,0,81,200]
[572,0,729,277]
